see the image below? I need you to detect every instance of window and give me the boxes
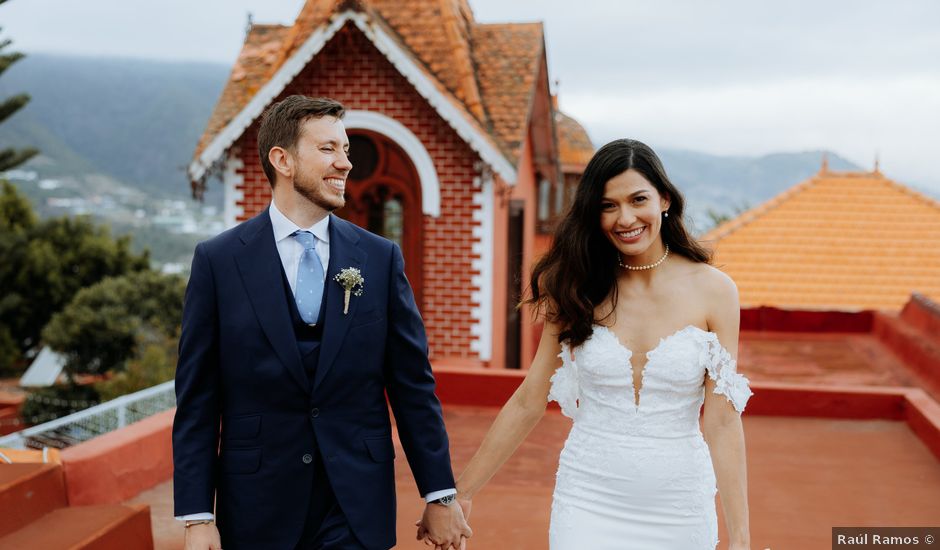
[538,178,551,222]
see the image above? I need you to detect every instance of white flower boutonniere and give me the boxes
[334,267,364,315]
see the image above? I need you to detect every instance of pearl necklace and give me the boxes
[618,244,670,271]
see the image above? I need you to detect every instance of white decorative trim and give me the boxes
[344,110,441,217]
[189,10,517,186]
[222,153,244,229]
[348,13,516,184]
[470,167,494,361]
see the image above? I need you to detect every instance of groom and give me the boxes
[173,95,470,549]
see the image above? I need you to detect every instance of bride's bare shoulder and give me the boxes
[687,264,739,327]
[694,263,737,295]
[668,257,735,293]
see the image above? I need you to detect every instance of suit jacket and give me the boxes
[172,210,454,549]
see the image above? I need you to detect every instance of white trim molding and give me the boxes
[222,152,245,229]
[189,10,517,187]
[344,110,441,217]
[470,167,495,361]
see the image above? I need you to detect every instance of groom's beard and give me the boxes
[294,173,346,212]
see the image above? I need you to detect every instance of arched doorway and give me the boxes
[339,130,424,307]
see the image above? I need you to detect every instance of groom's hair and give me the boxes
[257,95,346,187]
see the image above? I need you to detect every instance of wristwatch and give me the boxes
[430,494,456,506]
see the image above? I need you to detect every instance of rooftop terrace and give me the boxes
[2,300,939,549]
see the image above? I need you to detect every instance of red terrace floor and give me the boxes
[136,405,940,550]
[739,330,922,390]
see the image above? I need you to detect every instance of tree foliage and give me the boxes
[19,383,100,425]
[42,270,185,377]
[0,17,38,171]
[0,182,150,373]
[95,333,178,402]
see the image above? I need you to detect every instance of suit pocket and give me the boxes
[222,447,262,474]
[222,414,261,440]
[350,309,384,329]
[363,437,395,463]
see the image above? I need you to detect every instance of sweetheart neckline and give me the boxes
[590,323,712,410]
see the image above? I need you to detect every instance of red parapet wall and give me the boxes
[900,293,940,340]
[52,369,940,507]
[60,409,174,506]
[0,407,20,436]
[872,311,940,396]
[740,306,873,333]
[905,389,940,462]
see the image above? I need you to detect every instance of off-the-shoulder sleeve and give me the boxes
[701,334,752,413]
[548,342,579,419]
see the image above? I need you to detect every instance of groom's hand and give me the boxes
[417,501,471,549]
[184,523,222,550]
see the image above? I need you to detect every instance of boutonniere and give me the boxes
[334,267,364,314]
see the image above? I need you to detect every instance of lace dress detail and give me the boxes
[697,330,753,412]
[547,325,751,550]
[548,342,579,419]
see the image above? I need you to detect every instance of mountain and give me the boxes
[657,148,862,231]
[0,53,229,203]
[1,53,903,242]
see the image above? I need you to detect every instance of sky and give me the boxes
[2,0,939,192]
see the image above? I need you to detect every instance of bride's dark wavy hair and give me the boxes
[527,138,712,347]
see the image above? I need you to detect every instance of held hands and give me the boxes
[415,499,472,549]
[183,522,222,550]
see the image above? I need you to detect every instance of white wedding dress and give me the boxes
[547,324,752,550]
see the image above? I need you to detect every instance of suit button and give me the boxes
[302,454,313,464]
[310,408,320,418]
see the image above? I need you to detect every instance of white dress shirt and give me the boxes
[269,199,331,292]
[177,202,452,522]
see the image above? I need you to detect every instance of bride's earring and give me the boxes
[663,211,669,218]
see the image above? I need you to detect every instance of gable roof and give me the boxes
[554,110,594,170]
[702,168,940,311]
[471,22,545,158]
[190,0,550,192]
[192,23,290,161]
[283,0,485,120]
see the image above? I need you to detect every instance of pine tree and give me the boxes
[0,1,38,171]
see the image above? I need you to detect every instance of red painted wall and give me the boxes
[60,409,173,506]
[232,24,488,364]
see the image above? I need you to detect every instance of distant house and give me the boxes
[19,347,65,388]
[188,0,591,369]
[702,162,940,311]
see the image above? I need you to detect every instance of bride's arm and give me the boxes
[702,273,751,549]
[456,320,564,501]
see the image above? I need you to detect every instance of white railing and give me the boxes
[0,381,175,450]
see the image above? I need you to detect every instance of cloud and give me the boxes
[560,74,940,190]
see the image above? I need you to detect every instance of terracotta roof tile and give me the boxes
[284,0,485,120]
[471,22,544,158]
[193,1,564,177]
[194,24,290,159]
[554,110,594,169]
[702,170,940,311]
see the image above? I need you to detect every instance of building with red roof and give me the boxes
[702,162,940,311]
[189,0,592,370]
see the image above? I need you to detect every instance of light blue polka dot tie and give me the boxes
[292,230,324,325]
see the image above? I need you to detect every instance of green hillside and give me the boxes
[0,53,229,202]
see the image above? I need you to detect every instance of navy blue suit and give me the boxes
[172,210,454,549]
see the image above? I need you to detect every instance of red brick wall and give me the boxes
[231,24,484,363]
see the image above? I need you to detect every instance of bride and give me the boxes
[445,139,751,549]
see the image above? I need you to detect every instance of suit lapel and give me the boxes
[233,209,309,393]
[314,215,366,392]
